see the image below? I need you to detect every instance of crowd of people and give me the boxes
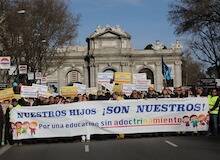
[0,85,219,145]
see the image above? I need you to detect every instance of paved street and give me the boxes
[0,136,220,160]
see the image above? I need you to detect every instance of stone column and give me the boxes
[95,64,99,87]
[58,67,66,89]
[83,64,88,86]
[129,62,135,74]
[155,61,163,92]
[174,60,182,87]
[90,64,96,87]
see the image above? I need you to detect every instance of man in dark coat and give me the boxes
[0,104,5,145]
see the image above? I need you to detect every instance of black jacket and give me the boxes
[0,105,5,125]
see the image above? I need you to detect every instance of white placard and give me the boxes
[20,86,38,98]
[32,84,48,97]
[35,72,42,80]
[28,72,34,80]
[101,83,114,93]
[19,65,27,74]
[0,57,11,69]
[86,87,98,95]
[135,80,151,91]
[10,98,209,140]
[216,79,220,87]
[133,73,147,84]
[73,83,87,95]
[9,66,17,75]
[41,77,47,84]
[97,72,113,83]
[122,84,136,96]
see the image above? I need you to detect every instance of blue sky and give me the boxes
[69,0,178,49]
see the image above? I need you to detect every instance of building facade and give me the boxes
[47,25,182,91]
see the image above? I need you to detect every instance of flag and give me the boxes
[161,56,171,80]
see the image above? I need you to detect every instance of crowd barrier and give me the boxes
[10,97,209,140]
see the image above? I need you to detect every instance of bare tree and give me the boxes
[182,53,206,85]
[0,0,79,83]
[168,0,220,78]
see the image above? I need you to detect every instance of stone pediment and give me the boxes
[89,25,131,39]
[98,32,120,38]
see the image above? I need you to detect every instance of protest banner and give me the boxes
[73,83,86,94]
[122,84,136,96]
[0,57,10,69]
[0,88,14,101]
[114,72,131,84]
[97,72,113,83]
[60,86,77,97]
[19,65,27,74]
[20,86,38,98]
[10,97,209,140]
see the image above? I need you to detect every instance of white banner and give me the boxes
[10,98,209,140]
[0,57,11,69]
[20,86,38,98]
[97,72,113,83]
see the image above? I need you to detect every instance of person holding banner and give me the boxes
[208,89,220,136]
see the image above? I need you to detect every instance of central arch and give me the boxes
[138,68,154,84]
[66,70,82,85]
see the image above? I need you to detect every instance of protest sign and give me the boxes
[86,87,98,95]
[28,72,34,80]
[133,73,147,84]
[41,77,47,84]
[97,72,113,83]
[19,65,27,74]
[114,72,131,84]
[0,57,10,69]
[10,97,209,140]
[0,88,14,101]
[35,72,42,80]
[60,86,77,97]
[122,84,136,96]
[20,86,38,98]
[73,83,86,94]
[113,84,122,93]
[32,84,48,97]
[9,66,17,75]
[101,83,114,93]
